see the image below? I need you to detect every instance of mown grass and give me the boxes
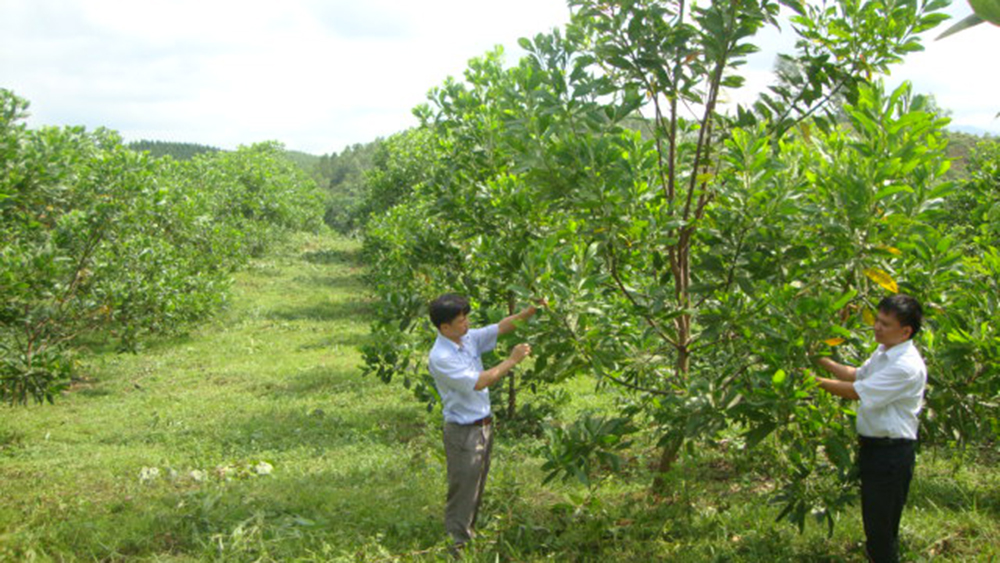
[1,231,997,562]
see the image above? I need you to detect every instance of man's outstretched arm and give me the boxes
[816,356,858,382]
[813,356,860,400]
[814,377,860,400]
[498,300,545,335]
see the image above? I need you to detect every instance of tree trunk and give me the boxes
[653,432,685,492]
[655,240,692,490]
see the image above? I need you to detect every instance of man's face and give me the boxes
[873,309,912,347]
[440,313,469,340]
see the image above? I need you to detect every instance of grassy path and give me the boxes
[2,231,997,562]
[0,232,447,561]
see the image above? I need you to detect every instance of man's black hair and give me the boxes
[430,293,471,329]
[878,294,923,339]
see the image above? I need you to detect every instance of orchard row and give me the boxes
[0,89,325,405]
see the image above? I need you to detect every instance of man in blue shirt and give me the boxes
[427,293,538,550]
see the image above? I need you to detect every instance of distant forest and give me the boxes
[284,150,323,180]
[127,141,329,187]
[127,140,221,160]
[945,130,995,178]
[315,142,380,232]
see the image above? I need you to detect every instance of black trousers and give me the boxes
[859,439,916,563]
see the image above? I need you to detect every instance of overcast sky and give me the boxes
[2,0,998,155]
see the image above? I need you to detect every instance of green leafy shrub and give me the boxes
[0,89,324,405]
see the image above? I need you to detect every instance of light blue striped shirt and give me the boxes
[428,324,499,424]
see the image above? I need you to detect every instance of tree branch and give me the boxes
[607,243,679,348]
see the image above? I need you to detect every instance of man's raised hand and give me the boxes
[510,343,532,363]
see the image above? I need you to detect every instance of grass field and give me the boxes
[1,231,997,562]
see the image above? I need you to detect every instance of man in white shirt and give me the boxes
[427,293,539,551]
[813,294,926,563]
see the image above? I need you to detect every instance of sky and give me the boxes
[1,0,998,155]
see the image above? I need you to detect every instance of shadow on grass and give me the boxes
[266,300,370,323]
[72,329,198,356]
[0,428,26,455]
[302,248,361,266]
[269,365,375,397]
[297,332,369,350]
[209,399,428,457]
[76,386,114,398]
[292,272,366,292]
[912,475,1000,517]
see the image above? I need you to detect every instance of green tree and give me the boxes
[359,0,999,532]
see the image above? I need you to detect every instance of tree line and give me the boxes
[126,140,222,161]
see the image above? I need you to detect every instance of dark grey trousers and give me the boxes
[443,420,494,545]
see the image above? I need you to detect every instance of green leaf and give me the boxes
[830,289,857,312]
[874,184,914,201]
[744,421,776,449]
[936,14,984,40]
[772,369,787,386]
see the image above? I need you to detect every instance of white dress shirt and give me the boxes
[853,339,927,440]
[428,324,499,424]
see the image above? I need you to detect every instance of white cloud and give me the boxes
[2,0,997,156]
[1,0,572,153]
[884,19,1000,133]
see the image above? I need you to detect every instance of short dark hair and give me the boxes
[878,294,922,339]
[429,293,471,329]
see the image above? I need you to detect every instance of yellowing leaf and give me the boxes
[823,337,845,346]
[696,172,715,184]
[877,245,903,256]
[862,308,876,326]
[798,122,812,143]
[864,268,899,293]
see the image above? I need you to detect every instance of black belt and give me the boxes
[471,416,492,427]
[859,435,916,447]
